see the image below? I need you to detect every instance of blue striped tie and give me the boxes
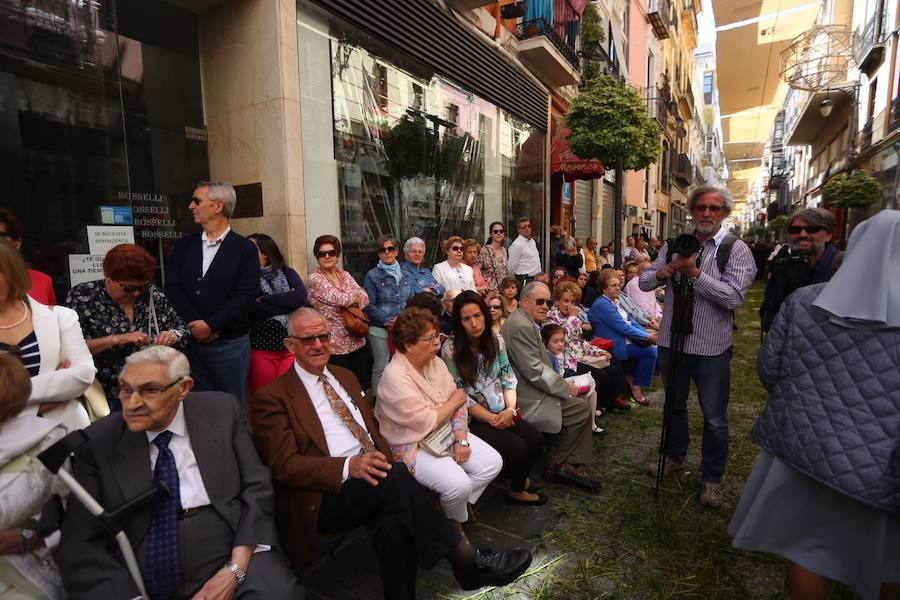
[145,431,182,600]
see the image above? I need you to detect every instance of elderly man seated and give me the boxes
[55,346,303,600]
[501,282,600,490]
[251,307,532,599]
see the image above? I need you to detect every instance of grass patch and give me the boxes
[534,281,858,599]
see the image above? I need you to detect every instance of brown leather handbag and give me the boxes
[341,304,369,337]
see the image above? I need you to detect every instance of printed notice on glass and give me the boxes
[68,255,105,286]
[87,226,135,255]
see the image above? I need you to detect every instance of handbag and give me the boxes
[580,354,610,369]
[590,337,614,352]
[418,421,455,457]
[80,379,111,422]
[341,304,369,338]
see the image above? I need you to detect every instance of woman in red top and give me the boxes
[0,209,55,305]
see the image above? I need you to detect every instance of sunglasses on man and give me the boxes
[787,225,824,235]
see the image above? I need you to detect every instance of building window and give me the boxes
[703,72,713,104]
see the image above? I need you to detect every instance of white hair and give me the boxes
[121,345,191,381]
[687,184,733,213]
[287,307,326,335]
[521,281,549,299]
[197,180,237,218]
[404,237,426,253]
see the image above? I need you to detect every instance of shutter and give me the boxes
[310,0,549,130]
[601,180,615,245]
[574,179,592,239]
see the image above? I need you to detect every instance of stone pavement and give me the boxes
[302,474,573,599]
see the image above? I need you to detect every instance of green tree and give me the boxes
[566,75,663,171]
[767,214,788,238]
[579,3,606,83]
[822,170,881,208]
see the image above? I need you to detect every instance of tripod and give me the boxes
[654,268,696,498]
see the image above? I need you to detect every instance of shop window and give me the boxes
[0,0,208,296]
[330,37,545,281]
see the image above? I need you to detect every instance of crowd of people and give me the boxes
[0,179,897,600]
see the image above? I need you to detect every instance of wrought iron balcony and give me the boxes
[517,18,580,71]
[672,152,692,188]
[890,97,900,134]
[647,0,671,40]
[856,12,886,76]
[860,119,873,151]
[645,87,671,127]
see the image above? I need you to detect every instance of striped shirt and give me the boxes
[639,227,757,356]
[0,331,40,376]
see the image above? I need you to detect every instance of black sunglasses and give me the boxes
[489,304,503,310]
[492,229,504,234]
[317,249,338,258]
[117,281,149,294]
[449,245,463,252]
[787,225,824,235]
[288,333,331,346]
[533,298,550,306]
[378,246,398,254]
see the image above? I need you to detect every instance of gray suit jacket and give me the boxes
[500,308,572,433]
[55,392,278,599]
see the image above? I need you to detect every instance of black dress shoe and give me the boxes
[453,547,533,590]
[550,466,601,491]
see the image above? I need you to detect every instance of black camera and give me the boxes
[771,247,812,285]
[665,234,701,263]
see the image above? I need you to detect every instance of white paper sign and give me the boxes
[68,254,105,286]
[87,225,134,255]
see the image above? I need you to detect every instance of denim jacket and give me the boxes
[363,266,414,327]
[401,261,446,298]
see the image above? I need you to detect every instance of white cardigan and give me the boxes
[431,261,475,294]
[21,298,95,430]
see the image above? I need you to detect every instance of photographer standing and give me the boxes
[639,185,757,507]
[759,208,842,333]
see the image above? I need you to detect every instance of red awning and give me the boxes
[551,127,605,182]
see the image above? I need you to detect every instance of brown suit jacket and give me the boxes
[251,364,391,569]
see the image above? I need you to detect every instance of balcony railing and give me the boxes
[890,97,900,134]
[645,87,670,126]
[672,152,692,188]
[860,119,873,150]
[517,18,580,70]
[647,0,671,40]
[856,8,888,76]
[694,165,705,185]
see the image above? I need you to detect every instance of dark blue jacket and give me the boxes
[401,261,445,298]
[588,295,650,361]
[363,266,414,327]
[165,231,261,339]
[250,267,308,320]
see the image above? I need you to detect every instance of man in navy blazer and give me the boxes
[165,181,260,406]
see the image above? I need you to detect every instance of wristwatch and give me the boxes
[19,528,33,555]
[226,560,247,585]
[453,439,470,447]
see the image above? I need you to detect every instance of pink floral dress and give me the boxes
[544,305,605,372]
[307,268,369,355]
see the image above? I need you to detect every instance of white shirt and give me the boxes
[431,261,475,293]
[147,403,211,509]
[294,363,373,482]
[147,402,270,554]
[507,235,541,276]
[200,225,231,276]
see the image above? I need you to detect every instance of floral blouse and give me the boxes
[544,305,605,372]
[477,244,508,294]
[307,268,369,355]
[66,281,187,408]
[440,333,517,414]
